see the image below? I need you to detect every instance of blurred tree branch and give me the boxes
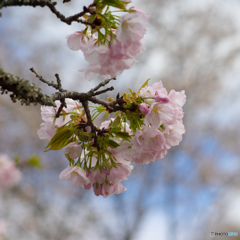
[0,0,95,26]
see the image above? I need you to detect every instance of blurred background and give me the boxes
[0,0,240,239]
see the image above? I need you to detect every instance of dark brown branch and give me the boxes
[92,87,114,96]
[0,0,95,27]
[88,77,116,95]
[55,98,66,118]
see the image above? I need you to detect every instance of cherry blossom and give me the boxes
[59,166,91,189]
[93,182,126,198]
[163,120,185,149]
[67,31,97,52]
[116,8,148,45]
[38,99,80,140]
[80,40,136,80]
[64,142,82,159]
[0,154,21,188]
[67,8,148,80]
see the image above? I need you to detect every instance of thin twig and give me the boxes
[55,98,66,118]
[92,87,114,96]
[88,77,116,95]
[54,73,65,92]
[30,68,66,92]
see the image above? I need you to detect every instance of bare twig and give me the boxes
[92,87,114,96]
[55,74,64,92]
[30,68,66,93]
[89,77,116,94]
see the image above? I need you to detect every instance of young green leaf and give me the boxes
[114,131,130,141]
[101,0,126,10]
[105,139,120,148]
[138,78,151,94]
[44,128,74,152]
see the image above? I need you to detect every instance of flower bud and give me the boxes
[140,102,149,114]
[154,91,169,103]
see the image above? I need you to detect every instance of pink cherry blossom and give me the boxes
[144,102,175,128]
[134,125,167,163]
[116,8,148,45]
[154,91,169,103]
[67,8,148,81]
[169,90,186,108]
[93,182,126,198]
[116,125,167,164]
[139,81,168,104]
[59,166,90,189]
[126,40,145,56]
[64,142,82,159]
[38,99,80,140]
[89,168,106,184]
[37,121,56,140]
[0,154,21,188]
[164,120,185,149]
[80,40,136,80]
[67,31,97,52]
[108,154,133,184]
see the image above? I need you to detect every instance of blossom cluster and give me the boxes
[38,80,186,198]
[114,81,186,164]
[37,1,186,198]
[60,151,133,198]
[67,7,148,80]
[0,154,21,189]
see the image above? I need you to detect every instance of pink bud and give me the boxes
[154,91,169,103]
[89,6,96,13]
[85,126,91,133]
[140,103,149,114]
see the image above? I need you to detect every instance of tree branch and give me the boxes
[0,66,56,106]
[0,0,95,27]
[0,66,138,140]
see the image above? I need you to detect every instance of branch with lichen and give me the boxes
[0,67,56,106]
[0,66,137,136]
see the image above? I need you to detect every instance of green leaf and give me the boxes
[89,14,96,22]
[44,127,74,152]
[27,155,42,168]
[111,115,121,127]
[105,139,120,148]
[65,154,75,166]
[128,88,133,95]
[101,0,126,10]
[114,131,130,141]
[138,78,151,94]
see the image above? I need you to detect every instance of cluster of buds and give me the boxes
[67,1,148,80]
[38,80,186,197]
